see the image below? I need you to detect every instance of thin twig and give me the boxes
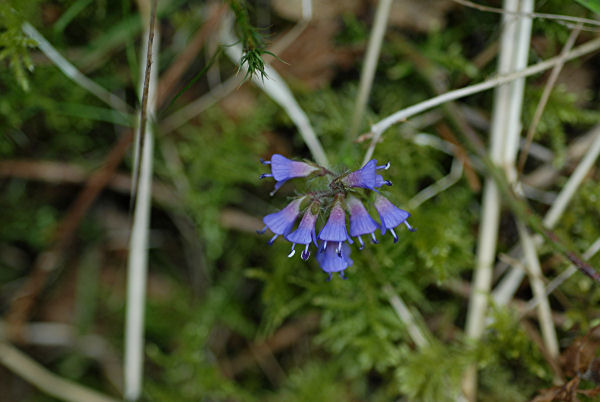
[21,22,130,114]
[0,320,123,392]
[516,222,559,359]
[383,285,429,348]
[518,24,582,174]
[408,159,463,210]
[524,237,600,313]
[160,75,242,133]
[0,159,178,208]
[453,0,600,30]
[361,36,600,165]
[220,313,320,377]
[131,0,158,207]
[5,132,134,338]
[543,127,600,229]
[124,1,158,400]
[220,15,329,167]
[347,0,393,141]
[493,126,600,303]
[156,3,226,103]
[0,342,119,402]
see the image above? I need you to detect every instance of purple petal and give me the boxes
[374,194,410,235]
[270,154,318,182]
[316,242,353,273]
[347,196,379,237]
[263,197,304,236]
[318,201,351,242]
[341,159,377,190]
[286,205,318,245]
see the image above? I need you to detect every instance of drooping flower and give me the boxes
[260,154,319,195]
[318,198,352,256]
[259,196,305,245]
[257,153,414,281]
[316,241,353,280]
[285,201,320,260]
[341,160,390,191]
[373,194,416,243]
[347,196,379,249]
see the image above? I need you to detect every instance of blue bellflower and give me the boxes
[259,196,305,245]
[342,160,391,191]
[258,155,414,280]
[318,198,353,256]
[260,154,319,195]
[316,241,353,280]
[285,201,320,260]
[374,194,416,243]
[347,195,379,249]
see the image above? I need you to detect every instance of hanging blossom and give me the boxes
[258,155,414,280]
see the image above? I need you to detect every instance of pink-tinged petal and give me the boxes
[373,194,412,236]
[318,201,352,243]
[341,159,377,190]
[347,196,379,237]
[262,197,305,236]
[286,202,319,245]
[270,154,318,181]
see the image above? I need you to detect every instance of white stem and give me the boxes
[301,0,312,19]
[124,20,158,402]
[520,25,581,169]
[516,222,559,358]
[543,127,600,228]
[453,0,600,28]
[463,1,533,399]
[22,22,130,114]
[220,16,329,168]
[349,0,393,139]
[0,342,118,402]
[493,126,600,303]
[408,158,463,209]
[361,36,600,165]
[383,285,429,349]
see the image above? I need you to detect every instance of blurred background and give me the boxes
[1,0,600,400]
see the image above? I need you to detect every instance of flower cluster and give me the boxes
[258,154,415,280]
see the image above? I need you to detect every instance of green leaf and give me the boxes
[574,0,600,15]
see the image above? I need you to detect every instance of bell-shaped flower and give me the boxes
[341,160,390,191]
[347,196,379,249]
[318,198,353,256]
[259,196,305,245]
[260,154,319,195]
[316,241,353,280]
[285,201,319,260]
[373,194,416,243]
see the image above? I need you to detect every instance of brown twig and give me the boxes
[452,0,600,31]
[4,0,220,335]
[520,318,564,384]
[0,159,177,208]
[436,122,481,191]
[517,24,582,175]
[131,0,158,208]
[219,313,320,378]
[156,3,226,103]
[5,132,134,340]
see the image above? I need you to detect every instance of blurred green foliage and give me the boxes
[1,1,600,401]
